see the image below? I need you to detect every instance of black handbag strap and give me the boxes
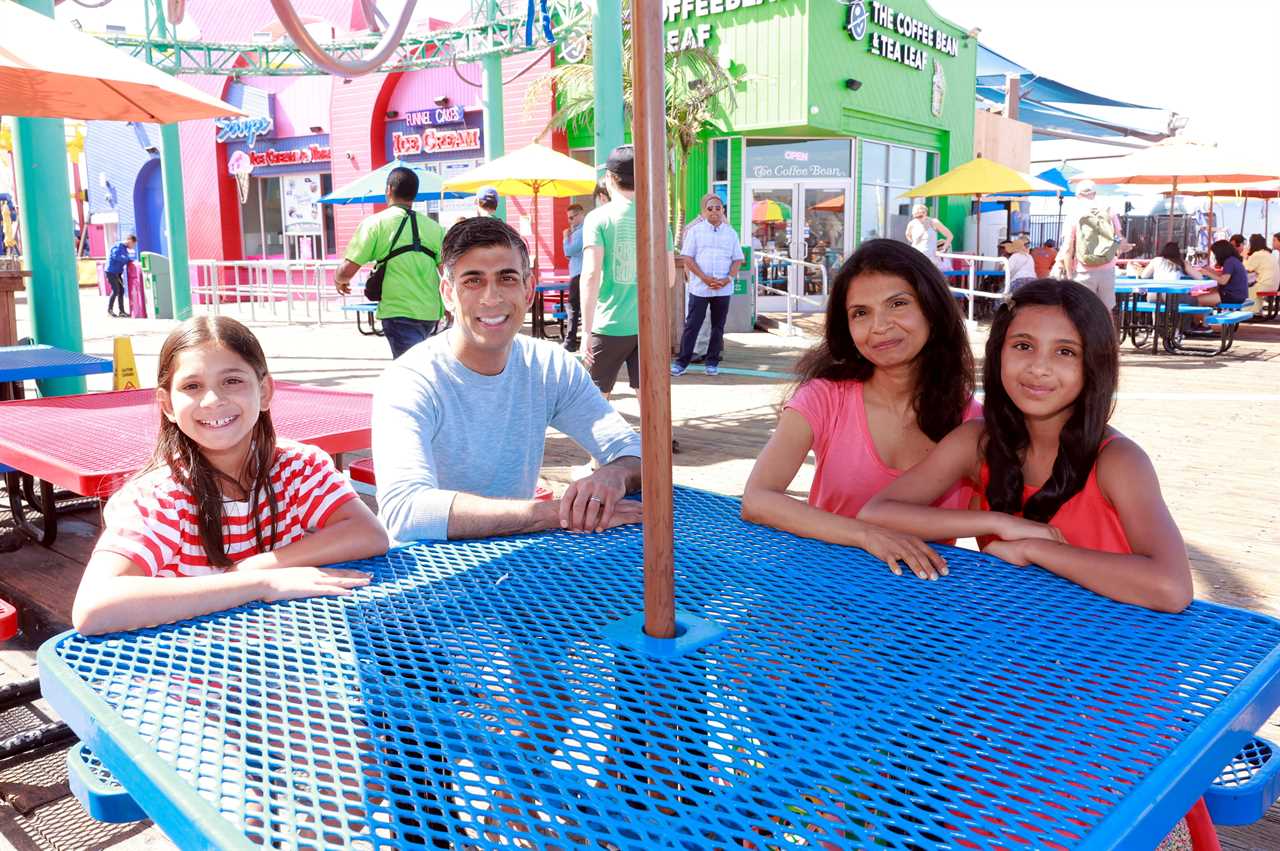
[380,208,438,266]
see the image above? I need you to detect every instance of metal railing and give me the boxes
[937,252,1011,324]
[190,259,350,326]
[754,252,830,336]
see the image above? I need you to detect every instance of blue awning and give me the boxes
[978,87,1166,142]
[977,46,1160,110]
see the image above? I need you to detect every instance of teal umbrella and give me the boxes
[319,159,469,204]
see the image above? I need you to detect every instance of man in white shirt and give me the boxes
[671,193,744,377]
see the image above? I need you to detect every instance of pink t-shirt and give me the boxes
[785,378,981,519]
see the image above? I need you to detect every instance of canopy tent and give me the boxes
[0,2,242,122]
[977,46,1159,110]
[975,45,1169,145]
[976,90,1167,142]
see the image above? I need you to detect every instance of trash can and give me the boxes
[725,246,757,333]
[139,252,173,320]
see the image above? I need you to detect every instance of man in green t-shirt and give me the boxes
[335,167,445,358]
[581,145,675,398]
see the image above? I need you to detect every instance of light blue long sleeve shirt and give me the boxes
[563,224,584,278]
[373,332,641,542]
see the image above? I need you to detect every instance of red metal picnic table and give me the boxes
[0,382,372,545]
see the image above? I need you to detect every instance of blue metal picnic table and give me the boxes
[0,344,112,399]
[37,488,1280,849]
[0,344,114,542]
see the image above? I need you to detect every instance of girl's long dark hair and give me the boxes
[146,316,279,568]
[982,279,1118,522]
[791,238,973,441]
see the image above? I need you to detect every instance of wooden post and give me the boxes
[0,268,28,347]
[632,0,676,640]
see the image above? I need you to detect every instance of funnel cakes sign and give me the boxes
[384,107,485,164]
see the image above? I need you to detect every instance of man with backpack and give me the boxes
[1051,179,1125,310]
[335,167,445,358]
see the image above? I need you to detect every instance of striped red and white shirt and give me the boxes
[95,440,357,577]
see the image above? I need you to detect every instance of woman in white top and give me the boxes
[1137,241,1206,282]
[1001,237,1036,290]
[904,203,953,264]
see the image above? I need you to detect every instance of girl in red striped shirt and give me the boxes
[73,317,387,635]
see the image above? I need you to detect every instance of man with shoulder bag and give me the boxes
[336,167,446,358]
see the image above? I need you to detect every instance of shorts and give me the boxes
[1072,264,1116,310]
[587,333,639,394]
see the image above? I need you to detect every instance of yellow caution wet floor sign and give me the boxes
[112,337,139,390]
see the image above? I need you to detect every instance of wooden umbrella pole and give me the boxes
[1240,197,1248,234]
[632,0,676,640]
[1167,177,1177,246]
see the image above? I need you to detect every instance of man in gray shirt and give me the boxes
[373,216,643,542]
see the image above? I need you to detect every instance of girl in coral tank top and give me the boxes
[861,279,1193,614]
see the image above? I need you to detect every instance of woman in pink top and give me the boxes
[742,239,980,581]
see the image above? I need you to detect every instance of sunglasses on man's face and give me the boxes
[705,205,724,212]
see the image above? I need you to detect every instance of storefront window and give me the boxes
[859,141,936,247]
[238,177,296,259]
[711,137,732,212]
[570,148,597,210]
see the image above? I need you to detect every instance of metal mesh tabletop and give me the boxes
[38,489,1280,850]
[0,344,112,383]
[0,382,371,496]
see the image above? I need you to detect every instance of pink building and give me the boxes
[86,0,571,274]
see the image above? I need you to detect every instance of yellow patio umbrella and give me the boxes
[444,143,597,280]
[0,2,243,122]
[902,157,1060,254]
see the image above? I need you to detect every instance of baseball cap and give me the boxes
[477,186,499,204]
[605,145,634,181]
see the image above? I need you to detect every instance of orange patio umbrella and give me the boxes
[1073,138,1280,244]
[0,2,243,122]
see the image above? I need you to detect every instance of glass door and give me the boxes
[749,185,794,313]
[749,184,849,313]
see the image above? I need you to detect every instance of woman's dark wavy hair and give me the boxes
[791,238,973,441]
[1210,239,1236,266]
[981,279,1118,523]
[1157,241,1183,267]
[145,316,279,568]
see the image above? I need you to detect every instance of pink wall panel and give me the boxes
[386,64,486,115]
[329,72,391,252]
[499,52,563,273]
[178,74,233,261]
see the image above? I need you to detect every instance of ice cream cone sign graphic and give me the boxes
[113,337,139,391]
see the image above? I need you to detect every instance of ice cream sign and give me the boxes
[247,144,331,167]
[663,0,780,52]
[392,127,482,157]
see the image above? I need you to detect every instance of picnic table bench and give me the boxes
[340,302,383,336]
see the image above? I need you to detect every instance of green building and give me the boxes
[570,0,976,314]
